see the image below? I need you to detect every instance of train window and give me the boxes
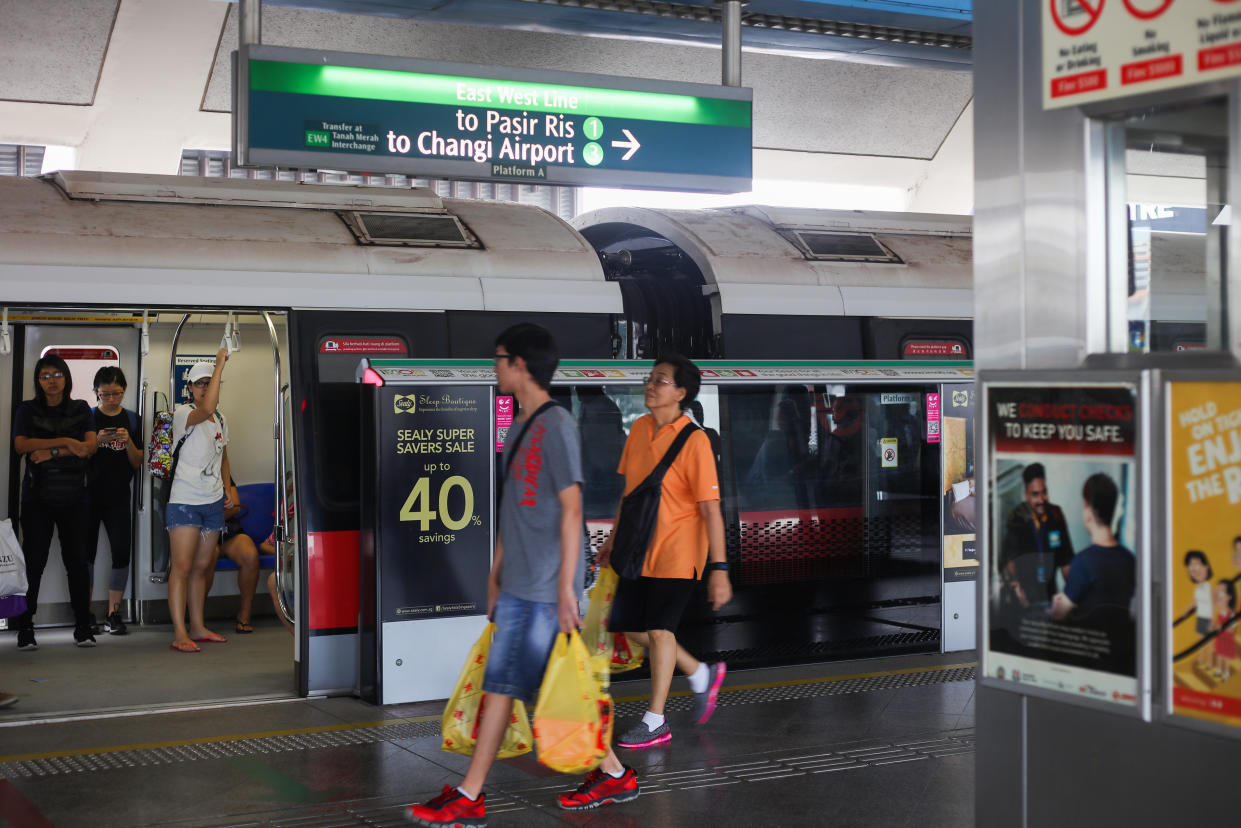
[719,384,941,584]
[784,231,903,264]
[339,211,480,248]
[552,384,721,521]
[1111,97,1226,352]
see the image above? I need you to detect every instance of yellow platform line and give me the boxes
[1,661,975,765]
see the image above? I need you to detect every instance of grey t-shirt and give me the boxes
[498,404,587,604]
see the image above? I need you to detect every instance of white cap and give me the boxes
[187,363,214,383]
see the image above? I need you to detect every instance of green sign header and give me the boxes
[234,45,753,193]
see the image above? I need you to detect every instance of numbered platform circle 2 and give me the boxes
[582,117,604,141]
[582,142,604,166]
[379,385,491,622]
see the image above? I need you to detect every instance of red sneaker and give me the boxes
[405,785,486,827]
[556,766,640,811]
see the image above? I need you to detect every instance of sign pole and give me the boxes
[721,0,743,88]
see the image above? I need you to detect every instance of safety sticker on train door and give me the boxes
[880,438,898,468]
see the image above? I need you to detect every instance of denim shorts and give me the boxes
[165,498,226,533]
[483,591,560,704]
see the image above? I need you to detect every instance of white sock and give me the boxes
[688,663,710,694]
[606,766,626,778]
[456,786,478,801]
[641,710,665,729]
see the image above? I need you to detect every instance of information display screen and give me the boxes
[235,44,753,193]
[374,385,491,622]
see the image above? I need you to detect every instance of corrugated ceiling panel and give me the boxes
[0,0,118,104]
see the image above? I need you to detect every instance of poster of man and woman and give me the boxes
[985,383,1141,708]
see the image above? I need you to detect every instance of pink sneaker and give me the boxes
[693,662,726,724]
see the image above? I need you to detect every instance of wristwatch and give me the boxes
[707,561,730,572]
[50,447,59,458]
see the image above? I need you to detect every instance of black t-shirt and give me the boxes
[13,398,94,502]
[91,408,141,496]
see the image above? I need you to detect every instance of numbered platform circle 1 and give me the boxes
[582,142,604,166]
[583,117,604,141]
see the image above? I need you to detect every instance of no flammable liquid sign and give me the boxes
[1043,0,1241,110]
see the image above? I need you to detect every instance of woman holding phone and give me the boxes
[87,366,142,635]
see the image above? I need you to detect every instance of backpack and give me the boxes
[148,406,223,481]
[148,410,178,480]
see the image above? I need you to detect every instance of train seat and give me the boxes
[213,482,277,571]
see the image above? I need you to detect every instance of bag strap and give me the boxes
[633,419,700,491]
[502,400,559,479]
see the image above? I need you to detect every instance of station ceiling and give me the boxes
[270,0,972,66]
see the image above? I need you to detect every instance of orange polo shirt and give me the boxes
[618,413,720,579]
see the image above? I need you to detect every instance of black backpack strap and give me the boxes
[637,420,700,490]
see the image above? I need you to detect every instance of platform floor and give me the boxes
[0,651,975,828]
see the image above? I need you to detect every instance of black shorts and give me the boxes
[609,576,697,634]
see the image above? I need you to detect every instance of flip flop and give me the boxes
[170,641,200,653]
[235,619,253,634]
[192,633,228,643]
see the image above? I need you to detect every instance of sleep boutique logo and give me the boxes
[394,394,417,414]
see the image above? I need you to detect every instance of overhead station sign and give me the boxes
[234,44,753,193]
[1043,0,1241,109]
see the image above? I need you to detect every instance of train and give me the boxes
[0,171,1203,712]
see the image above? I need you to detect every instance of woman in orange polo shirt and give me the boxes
[558,353,732,812]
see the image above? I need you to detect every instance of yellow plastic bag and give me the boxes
[533,630,613,774]
[441,622,534,759]
[610,632,645,673]
[581,567,619,684]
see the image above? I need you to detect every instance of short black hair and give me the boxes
[494,323,559,390]
[1022,463,1046,488]
[1233,536,1241,547]
[1082,473,1119,527]
[655,352,700,407]
[1185,550,1213,580]
[93,365,128,390]
[32,354,72,405]
[1219,579,1237,611]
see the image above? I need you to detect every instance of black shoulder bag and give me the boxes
[609,422,700,581]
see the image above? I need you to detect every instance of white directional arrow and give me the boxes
[610,129,641,161]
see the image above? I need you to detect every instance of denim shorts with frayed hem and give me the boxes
[483,591,560,705]
[165,498,226,533]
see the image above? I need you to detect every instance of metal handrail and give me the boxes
[263,311,294,625]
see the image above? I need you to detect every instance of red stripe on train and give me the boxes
[307,530,360,631]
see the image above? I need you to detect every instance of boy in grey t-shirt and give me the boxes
[407,323,604,828]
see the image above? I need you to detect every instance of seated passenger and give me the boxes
[206,481,260,634]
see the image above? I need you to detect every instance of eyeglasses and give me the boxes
[97,391,124,400]
[493,354,516,365]
[38,372,64,381]
[191,379,212,388]
[643,375,676,387]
